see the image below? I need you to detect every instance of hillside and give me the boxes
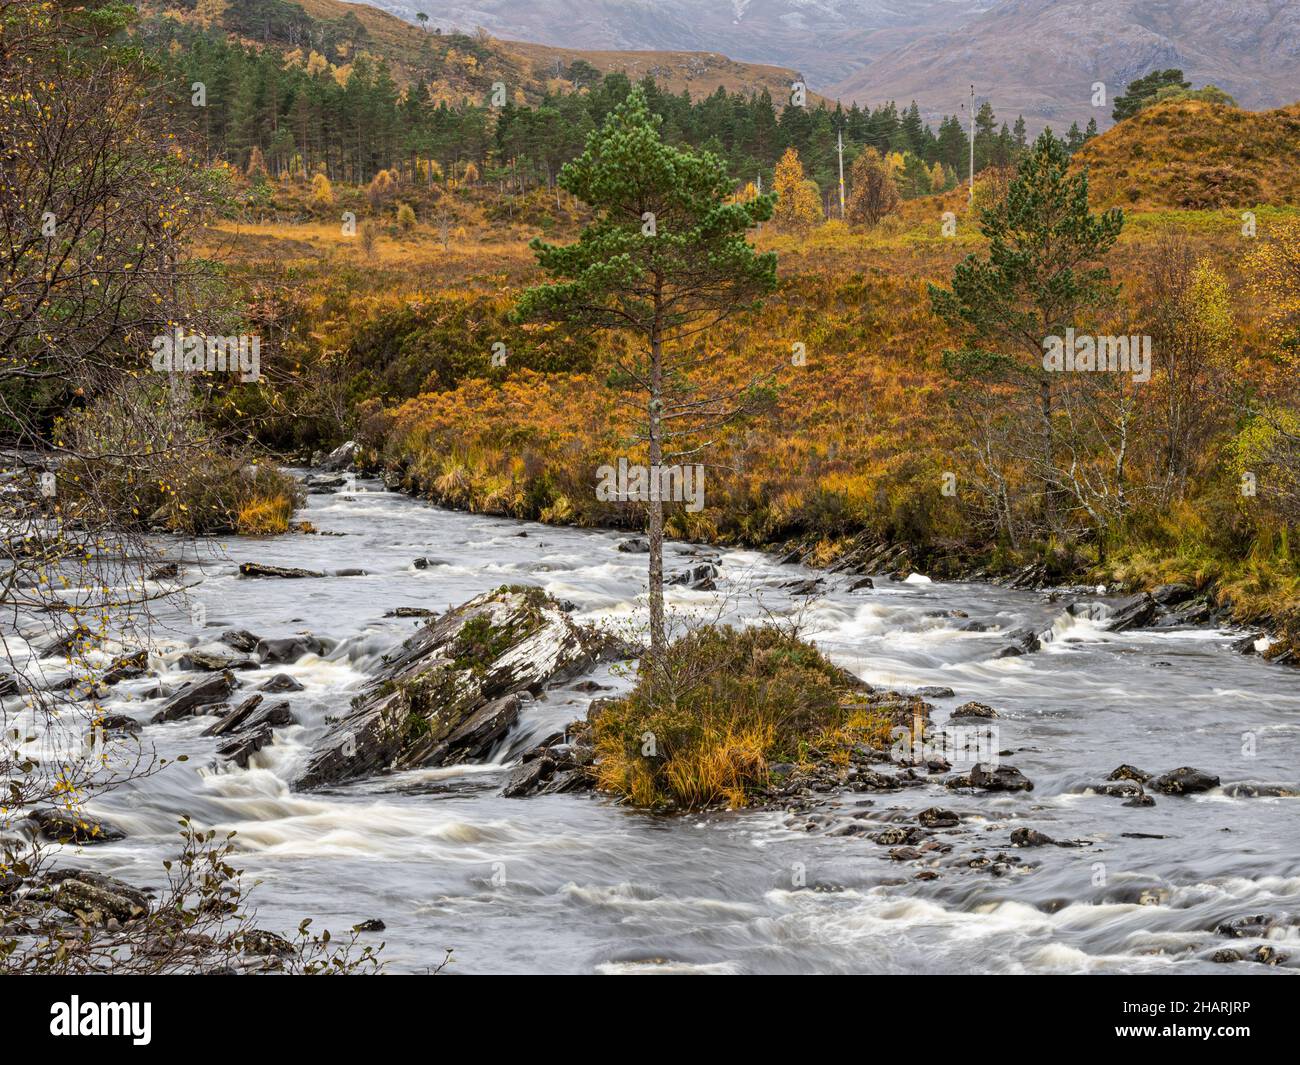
[833,0,1300,131]
[352,0,987,88]
[1072,99,1300,210]
[148,0,815,102]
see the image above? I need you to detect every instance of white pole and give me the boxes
[969,85,975,205]
[837,127,845,219]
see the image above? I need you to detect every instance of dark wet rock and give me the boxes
[994,627,1041,658]
[1121,831,1166,839]
[503,755,555,798]
[1157,600,1212,627]
[848,577,875,591]
[1221,781,1300,798]
[888,846,925,861]
[1211,949,1242,963]
[1231,632,1265,655]
[153,670,236,722]
[616,538,649,553]
[295,588,608,789]
[914,686,955,699]
[1106,593,1158,632]
[1107,764,1151,783]
[960,620,994,632]
[571,679,610,693]
[240,929,296,958]
[88,713,141,736]
[952,701,998,719]
[220,629,261,654]
[539,769,591,795]
[668,562,718,587]
[1089,779,1144,797]
[320,440,360,471]
[1123,792,1156,807]
[965,763,1034,792]
[353,918,385,932]
[1251,946,1287,966]
[1149,767,1219,795]
[0,672,18,697]
[1152,583,1195,606]
[204,695,294,739]
[917,807,960,828]
[258,673,305,693]
[217,724,274,768]
[50,871,150,923]
[1215,914,1286,939]
[782,578,824,596]
[871,825,926,846]
[39,625,93,660]
[386,607,438,619]
[100,649,148,686]
[255,635,330,663]
[1010,827,1055,847]
[179,649,258,672]
[30,808,126,844]
[239,563,326,579]
[147,562,180,582]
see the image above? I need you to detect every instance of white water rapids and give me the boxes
[7,473,1300,973]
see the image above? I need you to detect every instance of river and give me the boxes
[13,473,1300,974]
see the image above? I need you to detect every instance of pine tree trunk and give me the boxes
[647,285,666,665]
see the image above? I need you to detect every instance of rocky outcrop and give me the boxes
[152,671,236,722]
[295,587,611,790]
[29,808,126,844]
[239,563,325,579]
[1105,593,1159,632]
[1148,766,1219,795]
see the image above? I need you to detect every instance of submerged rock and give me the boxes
[152,670,236,722]
[1106,593,1158,632]
[296,588,608,789]
[30,808,126,844]
[1149,767,1219,795]
[239,563,325,579]
[951,701,998,719]
[994,627,1041,658]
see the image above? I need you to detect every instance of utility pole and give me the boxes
[837,126,845,219]
[968,84,976,205]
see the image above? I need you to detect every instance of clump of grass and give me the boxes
[237,490,295,535]
[591,624,896,810]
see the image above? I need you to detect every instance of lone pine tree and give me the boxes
[516,87,777,666]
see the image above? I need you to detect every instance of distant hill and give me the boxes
[154,0,816,103]
[1072,99,1300,210]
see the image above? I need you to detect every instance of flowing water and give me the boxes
[9,474,1300,974]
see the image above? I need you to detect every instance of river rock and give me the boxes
[239,563,326,579]
[295,588,608,789]
[668,563,718,587]
[952,701,998,719]
[914,686,955,699]
[217,724,274,768]
[1220,781,1300,798]
[1107,764,1151,783]
[30,808,126,844]
[917,807,960,828]
[220,629,261,653]
[1149,767,1219,795]
[258,672,305,693]
[153,670,236,722]
[51,872,150,924]
[616,538,649,553]
[255,635,330,663]
[1152,583,1195,605]
[1106,593,1158,632]
[503,754,556,798]
[179,648,258,672]
[320,440,360,471]
[967,763,1034,792]
[994,627,1041,658]
[101,650,148,685]
[1010,827,1055,847]
[849,577,875,591]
